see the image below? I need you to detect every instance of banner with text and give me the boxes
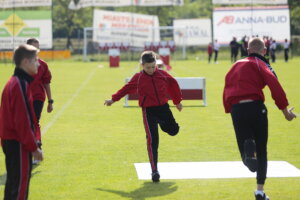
[69,0,183,9]
[93,10,160,47]
[0,0,52,8]
[213,6,290,44]
[0,10,52,49]
[173,18,212,46]
[212,0,287,4]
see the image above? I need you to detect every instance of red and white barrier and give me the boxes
[124,77,207,107]
[109,49,120,67]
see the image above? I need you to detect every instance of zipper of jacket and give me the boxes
[141,96,146,107]
[151,77,161,105]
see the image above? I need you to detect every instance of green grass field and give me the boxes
[0,57,299,200]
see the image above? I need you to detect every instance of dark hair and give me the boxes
[13,44,38,68]
[26,38,39,45]
[141,51,156,64]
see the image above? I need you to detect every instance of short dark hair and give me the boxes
[26,38,39,45]
[141,51,156,64]
[13,44,38,68]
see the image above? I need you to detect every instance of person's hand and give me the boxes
[32,148,43,161]
[282,107,297,121]
[176,103,183,112]
[104,99,114,106]
[47,103,53,113]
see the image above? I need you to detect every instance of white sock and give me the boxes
[255,190,265,196]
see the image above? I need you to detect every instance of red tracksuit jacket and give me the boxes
[112,68,182,107]
[0,68,38,152]
[31,59,52,102]
[223,53,288,113]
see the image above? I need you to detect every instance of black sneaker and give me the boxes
[243,139,258,172]
[255,193,270,200]
[151,171,160,183]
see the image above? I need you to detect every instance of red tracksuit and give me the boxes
[223,54,288,113]
[31,59,52,143]
[0,68,39,200]
[31,59,51,102]
[112,68,182,172]
[223,53,289,185]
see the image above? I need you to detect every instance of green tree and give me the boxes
[53,0,92,49]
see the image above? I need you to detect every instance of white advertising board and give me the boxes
[213,6,290,44]
[0,0,52,8]
[0,10,52,49]
[69,0,183,9]
[93,10,160,48]
[173,18,212,46]
[212,0,287,4]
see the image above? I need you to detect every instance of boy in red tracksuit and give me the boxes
[26,38,53,164]
[0,44,43,200]
[223,37,296,200]
[105,51,183,182]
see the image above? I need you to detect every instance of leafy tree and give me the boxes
[53,0,92,48]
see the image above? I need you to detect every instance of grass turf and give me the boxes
[0,57,299,200]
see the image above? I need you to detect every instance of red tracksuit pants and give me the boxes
[142,103,179,172]
[2,140,32,200]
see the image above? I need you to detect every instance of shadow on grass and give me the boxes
[0,164,41,186]
[96,181,177,200]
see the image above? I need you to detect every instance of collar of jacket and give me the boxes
[248,53,277,78]
[13,67,34,83]
[248,53,270,65]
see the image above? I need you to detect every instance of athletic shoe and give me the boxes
[243,139,257,172]
[255,193,270,200]
[152,171,160,183]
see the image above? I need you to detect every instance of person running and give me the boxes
[0,44,43,200]
[223,37,296,200]
[104,51,183,182]
[26,38,53,164]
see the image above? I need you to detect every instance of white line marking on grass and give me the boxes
[42,67,98,135]
[135,161,300,180]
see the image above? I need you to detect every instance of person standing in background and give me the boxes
[283,39,290,62]
[207,42,213,63]
[26,38,53,164]
[230,37,239,63]
[213,39,220,64]
[270,40,277,63]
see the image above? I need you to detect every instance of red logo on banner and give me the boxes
[218,16,235,26]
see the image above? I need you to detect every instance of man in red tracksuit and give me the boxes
[105,51,183,182]
[0,44,43,200]
[223,37,296,200]
[26,38,53,164]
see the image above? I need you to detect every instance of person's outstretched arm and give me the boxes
[104,73,139,106]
